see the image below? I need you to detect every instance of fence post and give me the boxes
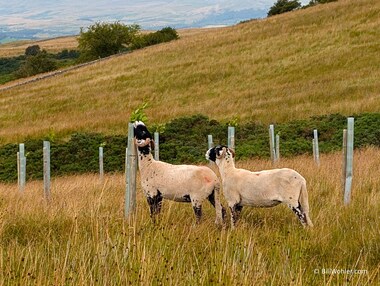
[208,135,214,149]
[269,125,276,164]
[125,123,137,217]
[154,132,159,161]
[275,134,280,162]
[99,146,104,181]
[228,126,235,162]
[17,152,20,187]
[313,129,320,166]
[18,144,26,192]
[125,148,128,173]
[344,118,354,205]
[228,126,235,151]
[342,129,347,189]
[43,141,51,201]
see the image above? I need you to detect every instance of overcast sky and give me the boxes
[0,0,308,38]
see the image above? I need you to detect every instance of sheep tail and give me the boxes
[299,180,314,227]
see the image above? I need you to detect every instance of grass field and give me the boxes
[0,148,379,285]
[1,0,380,144]
[1,1,380,284]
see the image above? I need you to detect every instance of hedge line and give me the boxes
[1,113,379,182]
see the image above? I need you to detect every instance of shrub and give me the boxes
[267,0,302,17]
[131,27,179,50]
[25,45,41,56]
[77,21,140,62]
[15,51,57,78]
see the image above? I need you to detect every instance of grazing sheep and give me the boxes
[133,121,225,225]
[206,146,313,229]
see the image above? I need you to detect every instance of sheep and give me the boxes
[205,145,313,229]
[133,121,225,225]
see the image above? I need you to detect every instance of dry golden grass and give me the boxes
[1,0,380,145]
[0,148,379,285]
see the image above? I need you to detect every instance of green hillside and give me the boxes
[1,0,379,143]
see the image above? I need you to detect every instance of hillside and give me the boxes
[1,0,380,143]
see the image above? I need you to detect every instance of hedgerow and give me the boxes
[0,113,379,182]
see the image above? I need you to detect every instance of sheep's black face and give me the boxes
[133,121,153,155]
[134,122,152,141]
[206,145,226,162]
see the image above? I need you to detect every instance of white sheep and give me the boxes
[206,146,313,229]
[133,121,225,225]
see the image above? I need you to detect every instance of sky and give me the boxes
[0,0,308,39]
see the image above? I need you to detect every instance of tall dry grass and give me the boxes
[1,0,380,143]
[0,148,379,285]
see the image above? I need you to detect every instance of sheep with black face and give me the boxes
[133,121,225,225]
[206,146,313,229]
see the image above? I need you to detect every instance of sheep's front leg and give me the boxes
[192,202,202,224]
[146,191,163,223]
[230,204,243,229]
[207,191,227,226]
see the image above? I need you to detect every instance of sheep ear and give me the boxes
[228,148,235,158]
[215,148,222,159]
[150,139,155,150]
[216,147,227,159]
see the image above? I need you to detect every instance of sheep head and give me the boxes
[206,145,235,163]
[133,121,154,154]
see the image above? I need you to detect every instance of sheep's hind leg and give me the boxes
[230,204,243,229]
[288,203,307,227]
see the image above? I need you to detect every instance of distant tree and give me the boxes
[267,0,302,17]
[77,21,140,62]
[15,50,57,78]
[131,27,179,50]
[25,45,41,56]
